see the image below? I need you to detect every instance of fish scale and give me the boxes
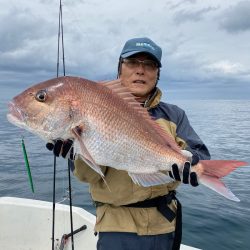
[83,115,166,172]
[77,87,173,171]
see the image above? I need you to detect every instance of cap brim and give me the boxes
[121,51,162,67]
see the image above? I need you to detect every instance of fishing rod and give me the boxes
[56,0,66,78]
[53,0,75,250]
[52,0,61,248]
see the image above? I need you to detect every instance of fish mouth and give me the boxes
[7,101,26,126]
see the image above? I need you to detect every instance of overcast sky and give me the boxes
[1,0,250,100]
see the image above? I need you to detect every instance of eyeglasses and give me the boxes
[122,58,158,71]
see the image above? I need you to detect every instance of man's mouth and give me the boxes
[133,80,146,84]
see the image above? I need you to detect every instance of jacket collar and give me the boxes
[144,87,162,109]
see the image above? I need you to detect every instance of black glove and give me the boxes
[46,139,74,160]
[169,153,199,187]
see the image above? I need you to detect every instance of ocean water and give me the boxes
[0,84,249,250]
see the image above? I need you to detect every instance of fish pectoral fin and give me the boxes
[71,127,111,191]
[71,127,104,178]
[128,172,171,187]
[77,154,104,177]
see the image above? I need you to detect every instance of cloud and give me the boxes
[160,49,250,90]
[204,60,246,74]
[219,1,250,33]
[0,2,59,79]
[173,7,217,25]
[167,0,197,10]
[0,0,249,100]
[0,8,53,53]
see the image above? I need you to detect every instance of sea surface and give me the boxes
[0,84,250,250]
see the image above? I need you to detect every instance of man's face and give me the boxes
[119,53,159,102]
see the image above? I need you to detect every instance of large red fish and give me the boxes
[7,76,248,201]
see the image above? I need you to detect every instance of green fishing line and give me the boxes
[21,138,35,193]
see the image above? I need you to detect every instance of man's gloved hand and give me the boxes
[169,151,199,187]
[46,139,74,160]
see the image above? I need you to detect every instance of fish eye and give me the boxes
[35,90,47,102]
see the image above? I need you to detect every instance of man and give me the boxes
[47,37,210,250]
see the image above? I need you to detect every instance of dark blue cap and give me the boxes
[120,37,162,67]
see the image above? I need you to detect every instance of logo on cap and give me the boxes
[135,42,156,51]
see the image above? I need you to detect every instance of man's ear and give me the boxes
[117,58,122,79]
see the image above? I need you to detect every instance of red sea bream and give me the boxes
[7,76,248,201]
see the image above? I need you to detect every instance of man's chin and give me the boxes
[129,91,149,102]
[129,89,144,96]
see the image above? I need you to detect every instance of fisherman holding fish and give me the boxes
[47,37,211,250]
[8,37,247,250]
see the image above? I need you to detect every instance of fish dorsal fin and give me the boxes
[102,80,149,117]
[101,80,181,154]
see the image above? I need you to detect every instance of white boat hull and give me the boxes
[0,197,201,250]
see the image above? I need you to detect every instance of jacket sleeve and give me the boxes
[72,157,107,184]
[176,110,211,160]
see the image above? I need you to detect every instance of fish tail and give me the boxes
[198,160,248,202]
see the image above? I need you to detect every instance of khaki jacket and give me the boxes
[73,88,210,235]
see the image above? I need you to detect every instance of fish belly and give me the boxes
[82,129,177,174]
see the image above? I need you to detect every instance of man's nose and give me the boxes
[135,63,145,75]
